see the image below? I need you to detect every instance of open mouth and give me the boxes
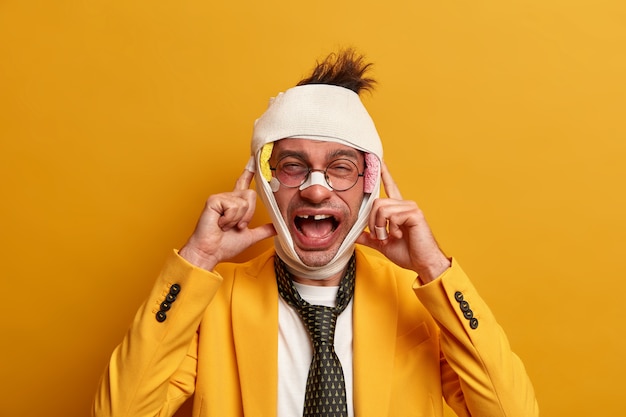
[294,214,339,239]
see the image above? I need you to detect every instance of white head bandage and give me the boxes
[248,84,383,279]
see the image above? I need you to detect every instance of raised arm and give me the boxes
[93,169,276,417]
[357,162,538,416]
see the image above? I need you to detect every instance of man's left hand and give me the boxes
[356,161,451,283]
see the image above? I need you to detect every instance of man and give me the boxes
[93,50,538,417]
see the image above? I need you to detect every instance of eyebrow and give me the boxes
[275,148,362,163]
[327,148,362,161]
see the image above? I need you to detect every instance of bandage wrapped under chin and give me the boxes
[248,84,383,280]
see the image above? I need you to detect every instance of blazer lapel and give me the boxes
[232,254,279,417]
[230,249,399,416]
[353,249,399,417]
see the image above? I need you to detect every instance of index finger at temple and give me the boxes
[233,169,254,191]
[381,161,403,200]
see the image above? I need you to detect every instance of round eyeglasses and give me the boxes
[269,157,364,191]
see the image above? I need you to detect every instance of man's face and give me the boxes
[269,138,365,267]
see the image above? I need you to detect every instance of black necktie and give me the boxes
[275,254,356,417]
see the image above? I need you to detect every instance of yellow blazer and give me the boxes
[93,246,538,417]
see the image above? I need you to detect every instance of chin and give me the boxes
[295,248,338,268]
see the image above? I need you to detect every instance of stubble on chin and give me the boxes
[295,247,337,268]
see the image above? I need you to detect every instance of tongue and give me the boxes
[299,218,334,238]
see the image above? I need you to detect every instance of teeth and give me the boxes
[297,214,332,220]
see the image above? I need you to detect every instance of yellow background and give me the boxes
[1,1,625,416]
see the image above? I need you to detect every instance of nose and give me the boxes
[299,171,332,191]
[299,171,333,203]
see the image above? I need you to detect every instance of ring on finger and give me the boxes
[374,225,389,240]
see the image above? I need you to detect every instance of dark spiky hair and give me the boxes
[296,48,376,95]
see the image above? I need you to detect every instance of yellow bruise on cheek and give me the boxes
[260,142,274,182]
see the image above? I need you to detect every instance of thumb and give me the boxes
[248,223,277,245]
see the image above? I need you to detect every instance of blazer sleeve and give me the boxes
[413,259,539,417]
[92,250,223,417]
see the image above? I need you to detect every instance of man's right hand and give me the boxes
[179,169,276,271]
